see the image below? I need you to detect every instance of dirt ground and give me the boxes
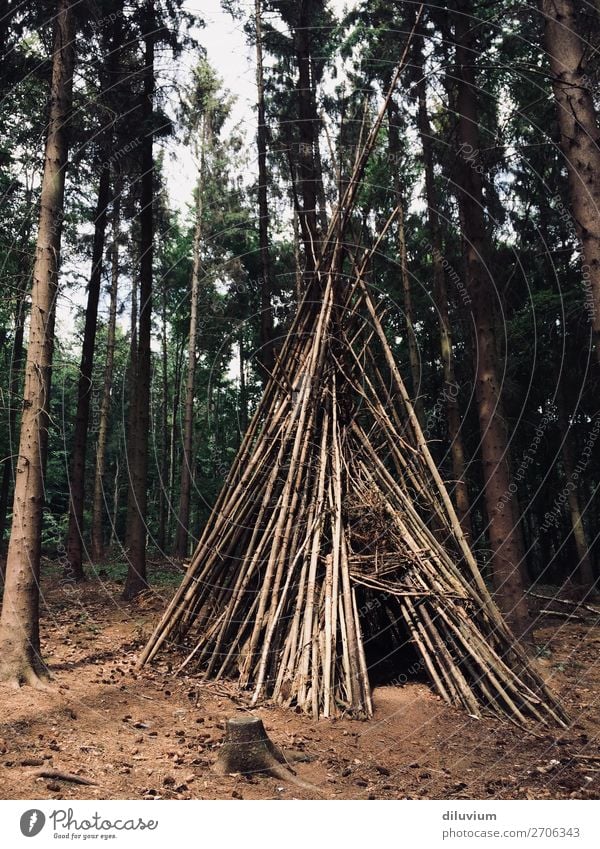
[0,566,599,801]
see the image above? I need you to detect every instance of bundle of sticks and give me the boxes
[138,268,566,727]
[139,16,567,728]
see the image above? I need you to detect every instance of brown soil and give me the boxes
[0,569,598,801]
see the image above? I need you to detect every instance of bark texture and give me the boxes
[0,250,28,552]
[387,98,424,427]
[416,62,473,539]
[64,166,110,581]
[174,138,203,560]
[453,0,530,638]
[214,715,287,776]
[0,0,75,684]
[398,202,424,426]
[90,182,121,562]
[556,387,595,587]
[157,282,169,551]
[64,7,122,578]
[541,0,600,362]
[123,2,154,599]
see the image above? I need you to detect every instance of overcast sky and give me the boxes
[57,0,353,342]
[164,0,258,212]
[166,0,353,212]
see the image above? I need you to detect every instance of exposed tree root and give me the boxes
[0,653,52,690]
[31,769,97,786]
[21,666,52,690]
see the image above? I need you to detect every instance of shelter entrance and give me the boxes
[355,587,425,687]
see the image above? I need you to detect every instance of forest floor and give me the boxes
[0,560,599,801]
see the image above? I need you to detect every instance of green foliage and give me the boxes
[0,0,598,590]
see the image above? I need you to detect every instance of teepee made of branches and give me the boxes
[139,21,567,729]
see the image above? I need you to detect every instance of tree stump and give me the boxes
[214,715,287,776]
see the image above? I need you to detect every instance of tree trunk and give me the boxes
[123,254,138,545]
[239,329,248,438]
[214,715,287,776]
[255,0,274,383]
[123,2,154,599]
[295,5,319,275]
[399,202,424,427]
[0,180,34,556]
[540,0,600,363]
[157,282,169,552]
[174,142,203,561]
[0,254,28,552]
[293,206,303,304]
[168,337,184,545]
[109,456,120,549]
[64,166,111,581]
[453,0,530,638]
[91,181,121,562]
[387,98,424,425]
[310,74,328,237]
[416,62,473,539]
[64,5,123,579]
[556,387,596,587]
[0,0,75,685]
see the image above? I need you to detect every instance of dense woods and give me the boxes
[1,0,599,697]
[2,0,600,813]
